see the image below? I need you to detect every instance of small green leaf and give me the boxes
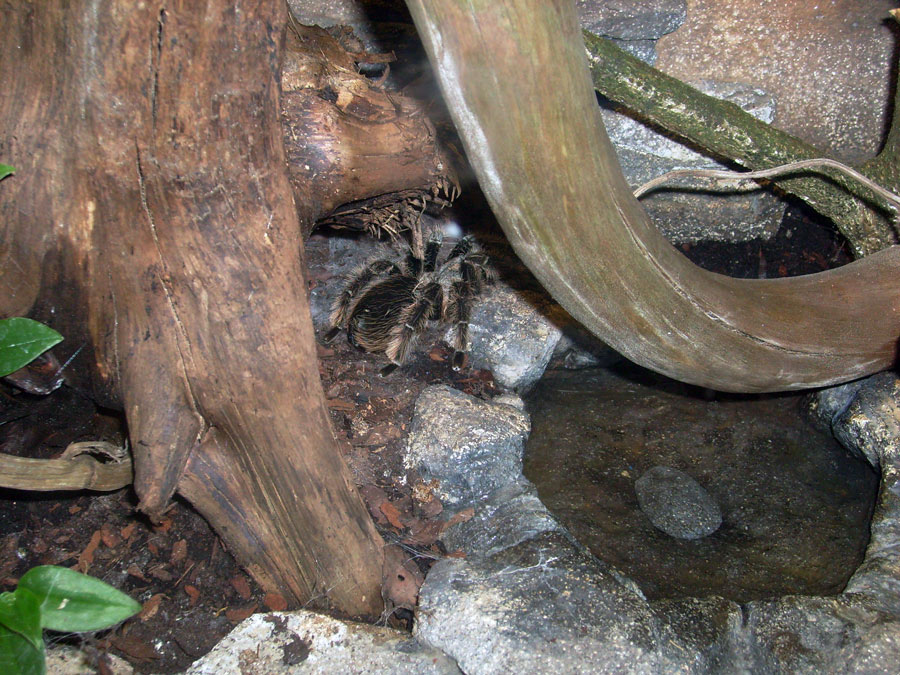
[18,566,141,633]
[0,590,43,650]
[0,623,45,675]
[0,318,63,378]
[0,165,14,182]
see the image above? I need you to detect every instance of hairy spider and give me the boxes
[324,233,494,375]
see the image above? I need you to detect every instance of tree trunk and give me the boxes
[405,0,900,393]
[0,1,385,616]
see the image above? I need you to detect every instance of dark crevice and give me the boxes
[152,8,166,128]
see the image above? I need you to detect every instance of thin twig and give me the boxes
[633,158,900,218]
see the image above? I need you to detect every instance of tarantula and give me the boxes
[324,233,494,375]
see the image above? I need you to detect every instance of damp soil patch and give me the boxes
[523,362,879,603]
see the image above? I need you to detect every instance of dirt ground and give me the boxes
[0,199,850,673]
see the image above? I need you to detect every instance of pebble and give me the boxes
[634,465,721,539]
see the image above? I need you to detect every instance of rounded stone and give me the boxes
[634,466,722,539]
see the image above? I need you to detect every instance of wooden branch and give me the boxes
[404,0,900,393]
[281,23,458,236]
[582,31,899,256]
[0,442,132,492]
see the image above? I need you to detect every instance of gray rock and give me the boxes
[577,0,686,40]
[414,532,692,674]
[602,79,786,243]
[608,38,658,65]
[187,610,461,674]
[404,386,530,507]
[286,0,367,30]
[830,372,899,472]
[462,284,562,392]
[635,466,722,539]
[46,646,133,674]
[440,477,564,558]
[743,595,900,674]
[807,377,871,432]
[733,371,900,671]
[823,373,900,618]
[285,0,418,54]
[551,313,623,370]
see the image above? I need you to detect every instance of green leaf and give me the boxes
[0,590,43,650]
[0,619,45,675]
[0,318,63,378]
[18,566,141,633]
[0,164,13,181]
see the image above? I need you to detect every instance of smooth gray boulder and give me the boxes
[635,465,722,540]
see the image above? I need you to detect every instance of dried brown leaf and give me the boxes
[138,593,166,622]
[403,519,443,547]
[379,501,405,530]
[263,592,288,611]
[442,507,475,532]
[184,585,200,606]
[225,603,257,623]
[110,635,160,662]
[126,564,149,582]
[170,539,188,565]
[230,575,252,600]
[77,530,103,573]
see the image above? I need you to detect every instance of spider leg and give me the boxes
[460,254,494,294]
[385,281,443,367]
[423,232,443,272]
[445,235,474,262]
[448,279,473,371]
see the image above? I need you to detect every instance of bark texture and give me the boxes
[0,1,383,615]
[405,0,900,393]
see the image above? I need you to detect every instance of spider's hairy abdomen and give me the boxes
[347,275,417,354]
[329,256,400,329]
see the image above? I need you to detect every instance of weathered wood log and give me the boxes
[0,1,383,615]
[405,0,900,392]
[281,23,457,237]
